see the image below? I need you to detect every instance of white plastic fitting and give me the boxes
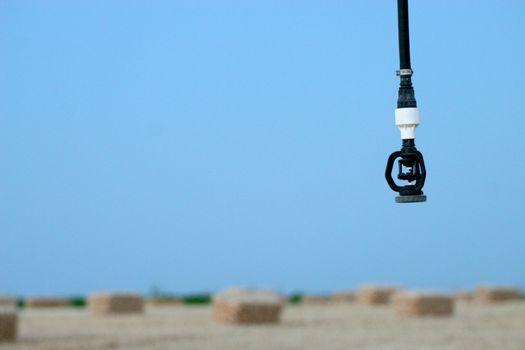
[395,107,420,140]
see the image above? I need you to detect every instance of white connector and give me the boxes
[395,107,420,140]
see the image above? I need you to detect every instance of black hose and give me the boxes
[397,0,411,70]
[396,0,417,108]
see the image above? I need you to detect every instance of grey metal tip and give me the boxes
[395,195,427,203]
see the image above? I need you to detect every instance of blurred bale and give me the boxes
[213,288,284,324]
[358,286,400,305]
[89,293,144,315]
[454,291,474,301]
[394,292,454,317]
[475,286,521,303]
[0,311,17,342]
[302,295,330,304]
[331,291,355,303]
[25,297,70,309]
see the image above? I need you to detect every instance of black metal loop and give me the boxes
[385,145,426,197]
[385,151,402,193]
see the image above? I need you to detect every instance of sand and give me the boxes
[1,302,524,350]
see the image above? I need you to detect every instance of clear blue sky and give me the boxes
[1,0,524,296]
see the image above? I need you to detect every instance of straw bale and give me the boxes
[357,286,400,305]
[213,288,283,324]
[475,287,521,303]
[89,293,144,315]
[394,293,454,317]
[0,312,17,342]
[25,297,70,308]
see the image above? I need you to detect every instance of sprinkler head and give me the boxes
[385,139,426,203]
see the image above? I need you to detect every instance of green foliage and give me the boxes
[182,294,211,305]
[149,285,211,305]
[70,297,86,308]
[288,293,303,304]
[16,298,25,309]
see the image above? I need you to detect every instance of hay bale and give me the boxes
[25,297,70,308]
[89,293,144,315]
[357,286,400,305]
[213,288,284,324]
[394,292,454,317]
[475,286,521,303]
[0,311,17,343]
[330,291,355,303]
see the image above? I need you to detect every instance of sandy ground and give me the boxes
[1,301,525,350]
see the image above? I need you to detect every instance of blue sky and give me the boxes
[1,0,524,296]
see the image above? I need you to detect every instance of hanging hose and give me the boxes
[396,0,417,109]
[397,0,411,70]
